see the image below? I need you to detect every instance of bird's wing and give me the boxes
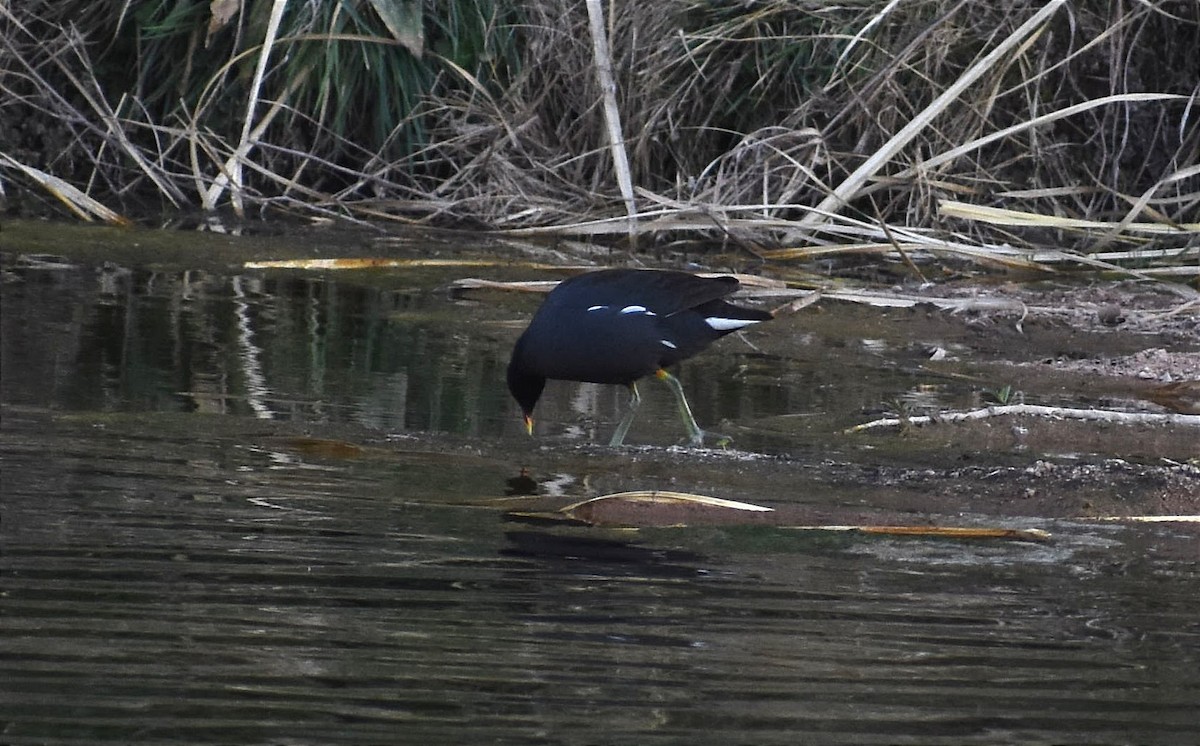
[547,269,739,316]
[637,272,740,316]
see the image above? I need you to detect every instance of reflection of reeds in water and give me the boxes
[225,276,516,435]
[1,265,518,435]
[2,1,1197,271]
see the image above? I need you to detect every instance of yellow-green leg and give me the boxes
[609,371,706,447]
[608,382,642,446]
[655,369,704,446]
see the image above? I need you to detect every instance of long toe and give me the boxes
[682,428,733,449]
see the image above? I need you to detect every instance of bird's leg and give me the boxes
[608,382,641,446]
[655,369,704,446]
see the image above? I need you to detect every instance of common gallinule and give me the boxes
[507,268,772,446]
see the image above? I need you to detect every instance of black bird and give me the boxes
[506,268,772,446]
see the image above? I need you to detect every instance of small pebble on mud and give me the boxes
[1097,303,1126,326]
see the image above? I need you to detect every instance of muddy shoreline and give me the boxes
[4,219,1197,525]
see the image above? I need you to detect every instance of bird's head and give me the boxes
[506,354,545,436]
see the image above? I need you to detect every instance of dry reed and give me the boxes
[2,0,1196,278]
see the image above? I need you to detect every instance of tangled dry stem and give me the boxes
[1,0,1197,275]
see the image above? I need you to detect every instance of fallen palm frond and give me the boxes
[846,404,1200,433]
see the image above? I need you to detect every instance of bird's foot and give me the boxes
[710,433,734,450]
[685,429,733,449]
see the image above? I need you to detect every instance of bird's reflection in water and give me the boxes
[504,469,539,497]
[505,468,578,498]
[501,530,709,581]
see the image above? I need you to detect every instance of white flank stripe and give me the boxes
[587,305,608,312]
[619,305,655,315]
[705,317,760,331]
[661,340,677,349]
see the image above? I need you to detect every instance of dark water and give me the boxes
[2,247,1198,744]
